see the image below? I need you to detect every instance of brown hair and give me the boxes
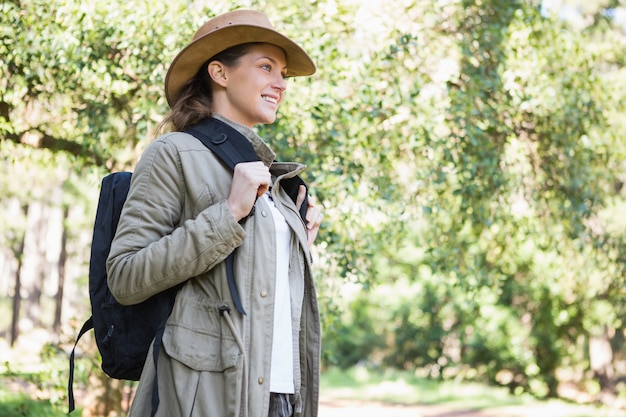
[157,43,257,134]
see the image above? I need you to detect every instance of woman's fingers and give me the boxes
[227,162,270,221]
[305,195,323,245]
[296,184,307,210]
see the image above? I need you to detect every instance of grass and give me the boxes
[321,366,528,406]
[320,366,626,417]
[0,381,70,417]
[0,336,86,417]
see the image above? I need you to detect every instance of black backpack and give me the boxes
[68,117,308,413]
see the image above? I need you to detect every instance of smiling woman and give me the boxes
[104,9,324,417]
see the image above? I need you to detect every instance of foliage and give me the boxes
[357,0,626,401]
[299,0,626,401]
[0,342,88,416]
[0,393,67,417]
[321,293,386,369]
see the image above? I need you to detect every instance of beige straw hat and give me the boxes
[165,9,316,107]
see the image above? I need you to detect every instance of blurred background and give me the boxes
[1,0,626,415]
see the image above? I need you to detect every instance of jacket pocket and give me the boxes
[161,293,239,372]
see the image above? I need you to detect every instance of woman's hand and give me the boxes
[227,162,271,221]
[296,185,323,246]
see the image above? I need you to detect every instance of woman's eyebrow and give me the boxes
[257,55,288,71]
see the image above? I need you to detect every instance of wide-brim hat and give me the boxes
[165,9,316,107]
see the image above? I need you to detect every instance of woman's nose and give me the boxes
[274,73,287,91]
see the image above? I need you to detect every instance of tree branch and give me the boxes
[2,129,105,166]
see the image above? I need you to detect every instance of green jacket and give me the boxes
[107,116,321,417]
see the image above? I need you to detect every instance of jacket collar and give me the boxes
[210,113,276,167]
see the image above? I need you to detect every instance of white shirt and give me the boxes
[263,193,295,394]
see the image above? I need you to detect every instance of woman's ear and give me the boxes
[208,61,228,87]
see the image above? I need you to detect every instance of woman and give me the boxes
[106,9,322,417]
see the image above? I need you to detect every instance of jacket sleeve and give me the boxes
[106,136,246,305]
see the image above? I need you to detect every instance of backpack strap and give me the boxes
[68,317,94,413]
[186,117,259,168]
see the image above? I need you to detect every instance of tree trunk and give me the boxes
[8,202,28,348]
[81,371,126,417]
[9,237,24,347]
[21,201,47,327]
[53,205,69,339]
[590,327,615,394]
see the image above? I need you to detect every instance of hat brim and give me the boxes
[165,25,316,107]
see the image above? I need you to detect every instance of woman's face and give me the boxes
[212,43,288,127]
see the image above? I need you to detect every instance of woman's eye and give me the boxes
[261,64,271,71]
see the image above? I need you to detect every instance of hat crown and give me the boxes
[193,10,274,42]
